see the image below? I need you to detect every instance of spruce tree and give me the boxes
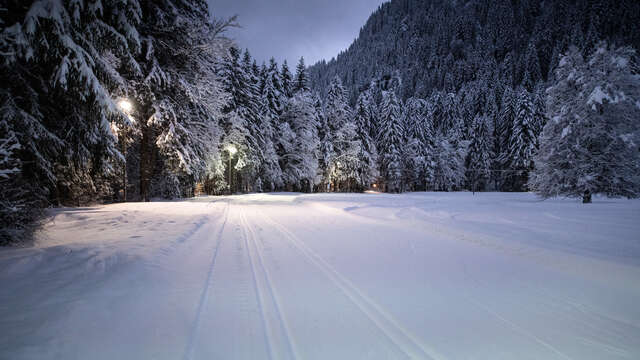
[377,91,404,193]
[280,60,293,98]
[530,44,640,203]
[504,88,538,191]
[353,93,379,189]
[466,115,493,192]
[293,57,310,93]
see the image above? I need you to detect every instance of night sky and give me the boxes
[207,0,387,67]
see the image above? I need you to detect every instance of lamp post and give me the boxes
[226,145,237,194]
[118,99,134,202]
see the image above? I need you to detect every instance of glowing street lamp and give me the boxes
[118,99,133,113]
[226,144,237,155]
[226,145,237,194]
[116,98,134,202]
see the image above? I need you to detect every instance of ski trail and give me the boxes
[239,206,299,360]
[257,208,444,360]
[182,201,230,360]
[457,257,576,360]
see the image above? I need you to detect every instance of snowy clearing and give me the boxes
[1,192,640,360]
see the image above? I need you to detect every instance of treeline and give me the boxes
[0,0,234,243]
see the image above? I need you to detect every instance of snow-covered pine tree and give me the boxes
[402,98,431,191]
[280,92,320,192]
[315,94,332,191]
[530,44,640,203]
[261,58,283,120]
[466,115,493,192]
[280,60,293,98]
[293,57,310,93]
[504,87,538,191]
[218,46,260,193]
[130,1,233,200]
[353,92,379,190]
[255,93,283,191]
[521,41,542,91]
[324,76,359,191]
[497,86,517,189]
[0,0,144,240]
[377,90,404,193]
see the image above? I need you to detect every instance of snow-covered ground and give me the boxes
[1,192,639,360]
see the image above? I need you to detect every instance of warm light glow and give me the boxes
[226,145,237,155]
[118,99,133,113]
[372,184,377,188]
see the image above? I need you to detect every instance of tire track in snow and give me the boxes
[256,208,444,360]
[239,206,299,360]
[182,201,230,360]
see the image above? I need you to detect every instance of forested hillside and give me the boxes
[309,0,640,101]
[307,0,640,195]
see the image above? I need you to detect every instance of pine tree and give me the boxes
[497,86,517,189]
[293,57,310,93]
[280,60,293,98]
[504,88,538,191]
[522,42,542,90]
[261,59,283,119]
[324,76,359,190]
[530,44,640,203]
[377,91,404,192]
[402,98,432,191]
[353,93,379,189]
[466,115,493,192]
[0,0,143,240]
[280,92,320,192]
[218,46,260,192]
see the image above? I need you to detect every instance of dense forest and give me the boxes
[1,0,640,243]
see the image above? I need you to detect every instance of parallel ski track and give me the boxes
[256,207,444,360]
[182,201,230,360]
[239,206,299,360]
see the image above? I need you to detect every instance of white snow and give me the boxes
[587,85,611,107]
[1,192,640,360]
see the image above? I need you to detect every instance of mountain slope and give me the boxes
[308,0,640,102]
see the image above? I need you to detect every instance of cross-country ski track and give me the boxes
[1,192,640,359]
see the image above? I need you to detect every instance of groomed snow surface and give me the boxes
[1,192,640,360]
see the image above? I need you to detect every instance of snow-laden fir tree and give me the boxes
[280,60,293,99]
[466,114,493,192]
[124,1,233,200]
[324,76,359,190]
[503,88,539,191]
[402,98,432,191]
[377,90,404,193]
[280,92,320,192]
[0,0,145,240]
[218,46,261,192]
[261,58,283,120]
[530,44,640,203]
[353,92,379,190]
[293,57,310,93]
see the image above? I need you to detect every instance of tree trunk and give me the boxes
[582,190,592,204]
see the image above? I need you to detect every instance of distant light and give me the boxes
[373,184,377,188]
[226,145,237,155]
[118,99,133,113]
